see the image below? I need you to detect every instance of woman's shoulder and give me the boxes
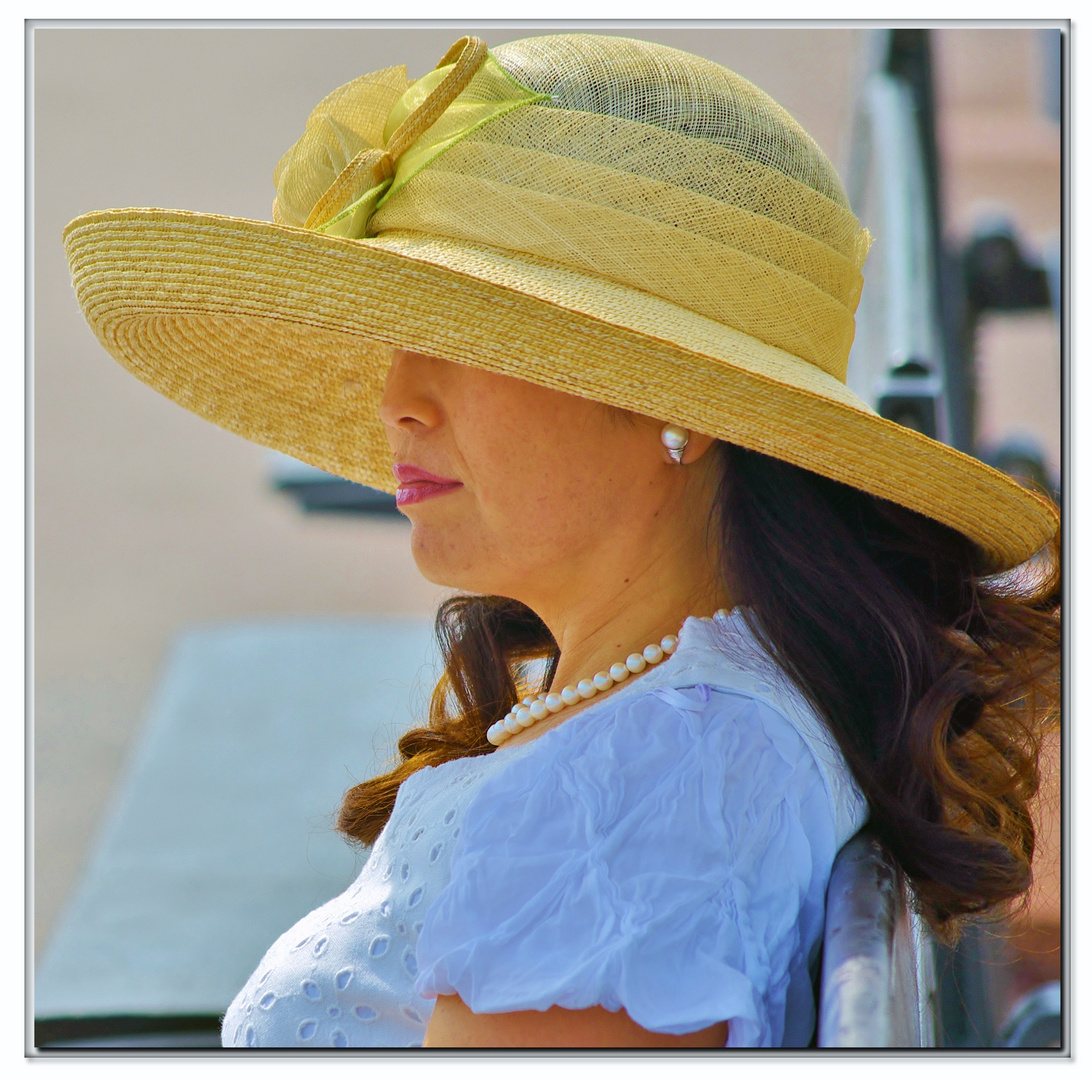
[654,609,818,721]
[459,612,868,851]
[684,610,867,832]
[519,609,868,842]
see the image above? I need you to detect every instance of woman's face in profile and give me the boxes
[378,349,690,603]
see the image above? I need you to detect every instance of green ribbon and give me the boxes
[315,53,548,238]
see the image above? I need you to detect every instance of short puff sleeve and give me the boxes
[413,684,841,1047]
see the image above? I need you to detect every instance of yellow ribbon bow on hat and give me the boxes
[273,36,548,240]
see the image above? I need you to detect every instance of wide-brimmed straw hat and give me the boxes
[63,32,1057,572]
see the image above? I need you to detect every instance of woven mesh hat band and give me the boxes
[372,135,859,379]
[275,35,871,382]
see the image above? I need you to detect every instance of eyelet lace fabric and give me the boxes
[221,611,867,1048]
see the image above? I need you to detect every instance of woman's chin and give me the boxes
[407,526,491,593]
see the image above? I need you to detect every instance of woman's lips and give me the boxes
[393,463,463,507]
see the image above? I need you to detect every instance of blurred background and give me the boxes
[32,23,1063,1047]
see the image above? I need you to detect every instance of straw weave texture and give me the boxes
[63,33,1058,572]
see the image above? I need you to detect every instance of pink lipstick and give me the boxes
[393,463,463,507]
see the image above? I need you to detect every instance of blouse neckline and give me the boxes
[492,609,749,756]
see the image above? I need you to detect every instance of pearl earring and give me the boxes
[661,423,689,464]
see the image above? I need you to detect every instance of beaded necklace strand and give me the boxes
[487,608,731,746]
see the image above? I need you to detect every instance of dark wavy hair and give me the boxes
[337,440,1060,940]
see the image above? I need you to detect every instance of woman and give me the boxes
[63,33,1060,1049]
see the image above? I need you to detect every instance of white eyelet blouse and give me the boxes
[221,610,868,1048]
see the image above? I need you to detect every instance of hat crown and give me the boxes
[494,34,852,209]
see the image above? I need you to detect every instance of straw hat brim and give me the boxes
[63,206,1058,572]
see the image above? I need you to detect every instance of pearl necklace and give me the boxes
[487,609,731,746]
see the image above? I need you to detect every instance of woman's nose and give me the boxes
[378,350,444,434]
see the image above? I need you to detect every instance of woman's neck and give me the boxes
[498,511,731,749]
[545,569,728,693]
